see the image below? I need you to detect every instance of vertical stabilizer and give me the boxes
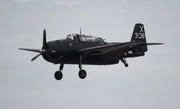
[131,23,148,53]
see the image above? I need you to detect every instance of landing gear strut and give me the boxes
[54,64,64,80]
[121,58,128,67]
[78,55,87,79]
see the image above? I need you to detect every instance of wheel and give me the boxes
[125,63,128,67]
[78,70,87,79]
[54,71,63,80]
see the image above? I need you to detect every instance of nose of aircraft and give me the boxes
[41,40,64,64]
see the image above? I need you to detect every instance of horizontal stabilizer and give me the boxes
[144,43,164,45]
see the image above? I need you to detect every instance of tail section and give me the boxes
[131,23,148,54]
[121,23,163,67]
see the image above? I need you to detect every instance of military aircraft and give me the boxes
[19,23,163,80]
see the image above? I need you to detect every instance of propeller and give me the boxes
[43,29,48,49]
[80,28,81,35]
[19,29,48,61]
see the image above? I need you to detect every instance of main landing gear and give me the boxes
[54,55,87,80]
[78,54,87,79]
[121,58,129,67]
[54,64,64,80]
[54,64,87,80]
[78,61,87,79]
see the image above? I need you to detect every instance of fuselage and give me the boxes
[43,39,119,65]
[43,33,117,65]
[42,33,145,65]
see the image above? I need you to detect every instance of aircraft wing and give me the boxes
[78,41,139,55]
[78,41,163,56]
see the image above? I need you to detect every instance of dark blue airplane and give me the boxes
[19,23,163,80]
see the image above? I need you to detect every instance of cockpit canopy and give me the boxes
[66,34,104,43]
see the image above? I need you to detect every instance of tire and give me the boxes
[78,70,87,79]
[54,71,63,80]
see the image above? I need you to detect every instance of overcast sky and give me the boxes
[0,0,180,109]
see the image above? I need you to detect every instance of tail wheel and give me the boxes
[78,70,87,79]
[125,63,129,67]
[54,71,63,80]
